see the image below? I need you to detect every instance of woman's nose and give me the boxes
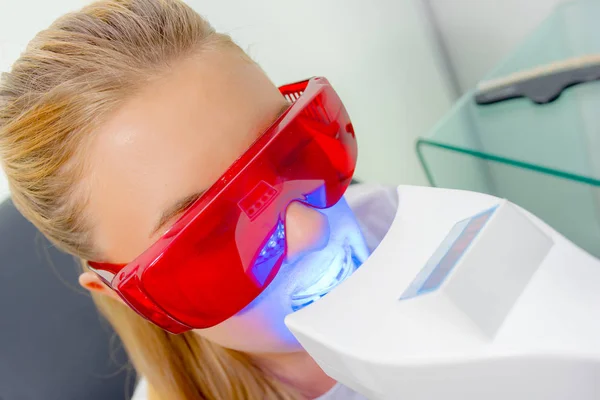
[285,202,330,264]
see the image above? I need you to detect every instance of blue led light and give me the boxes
[250,220,286,286]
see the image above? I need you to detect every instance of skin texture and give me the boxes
[78,48,369,397]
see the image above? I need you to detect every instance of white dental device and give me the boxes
[285,186,600,400]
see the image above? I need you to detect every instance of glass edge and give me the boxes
[416,140,600,187]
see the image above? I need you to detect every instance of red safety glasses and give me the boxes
[88,77,357,334]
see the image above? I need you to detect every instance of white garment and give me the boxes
[131,184,398,400]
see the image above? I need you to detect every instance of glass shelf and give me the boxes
[417,0,600,257]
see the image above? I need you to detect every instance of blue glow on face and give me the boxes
[303,185,328,206]
[237,196,370,347]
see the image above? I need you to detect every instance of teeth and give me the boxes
[254,221,286,265]
[290,241,359,312]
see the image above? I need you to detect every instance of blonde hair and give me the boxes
[0,1,299,398]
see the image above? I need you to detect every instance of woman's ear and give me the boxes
[79,271,124,303]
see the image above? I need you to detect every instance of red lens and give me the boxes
[90,77,357,333]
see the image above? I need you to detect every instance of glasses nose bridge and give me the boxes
[241,178,325,219]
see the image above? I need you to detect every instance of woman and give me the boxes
[0,0,396,398]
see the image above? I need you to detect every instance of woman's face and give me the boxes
[80,48,369,354]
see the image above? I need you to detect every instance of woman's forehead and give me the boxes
[86,50,287,262]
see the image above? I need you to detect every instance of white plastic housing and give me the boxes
[285,186,600,400]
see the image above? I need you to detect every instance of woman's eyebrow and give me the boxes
[151,191,205,237]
